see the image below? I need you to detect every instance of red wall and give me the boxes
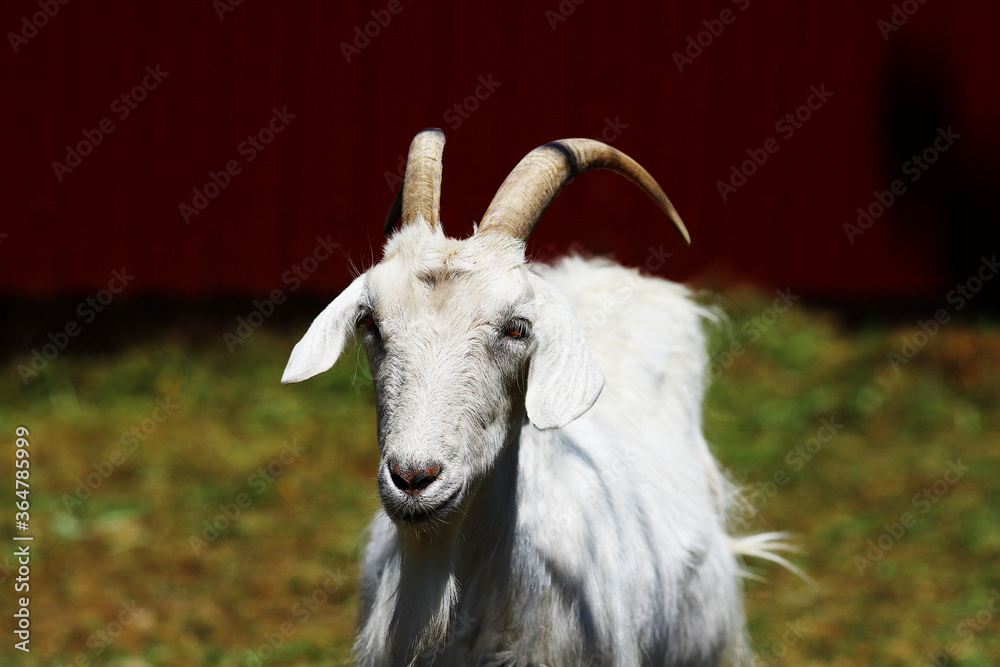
[2,1,997,298]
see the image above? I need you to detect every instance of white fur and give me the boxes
[283,221,777,666]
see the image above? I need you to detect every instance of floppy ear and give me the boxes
[524,274,605,429]
[281,274,367,384]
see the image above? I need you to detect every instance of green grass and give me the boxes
[1,290,998,666]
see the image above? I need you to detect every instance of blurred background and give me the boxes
[1,1,998,665]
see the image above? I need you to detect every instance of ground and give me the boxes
[1,288,998,666]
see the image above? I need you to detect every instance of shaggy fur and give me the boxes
[282,221,781,666]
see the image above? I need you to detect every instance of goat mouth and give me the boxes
[388,485,463,525]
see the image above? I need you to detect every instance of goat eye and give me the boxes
[357,311,376,329]
[502,319,530,339]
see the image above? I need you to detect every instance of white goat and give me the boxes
[282,130,788,666]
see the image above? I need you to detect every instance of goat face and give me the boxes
[282,222,604,527]
[284,130,688,528]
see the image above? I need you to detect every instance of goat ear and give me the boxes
[525,275,605,429]
[281,274,366,384]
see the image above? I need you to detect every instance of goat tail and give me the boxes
[729,531,811,583]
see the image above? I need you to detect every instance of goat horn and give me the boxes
[383,128,446,235]
[476,138,690,245]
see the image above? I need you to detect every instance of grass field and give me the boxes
[1,288,998,666]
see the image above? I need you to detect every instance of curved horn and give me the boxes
[476,138,690,244]
[383,129,446,235]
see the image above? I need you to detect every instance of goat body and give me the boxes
[282,133,784,667]
[351,252,741,667]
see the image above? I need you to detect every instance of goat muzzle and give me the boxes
[388,461,442,497]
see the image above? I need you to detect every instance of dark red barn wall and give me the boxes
[1,1,997,299]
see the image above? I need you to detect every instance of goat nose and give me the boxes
[389,462,441,496]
